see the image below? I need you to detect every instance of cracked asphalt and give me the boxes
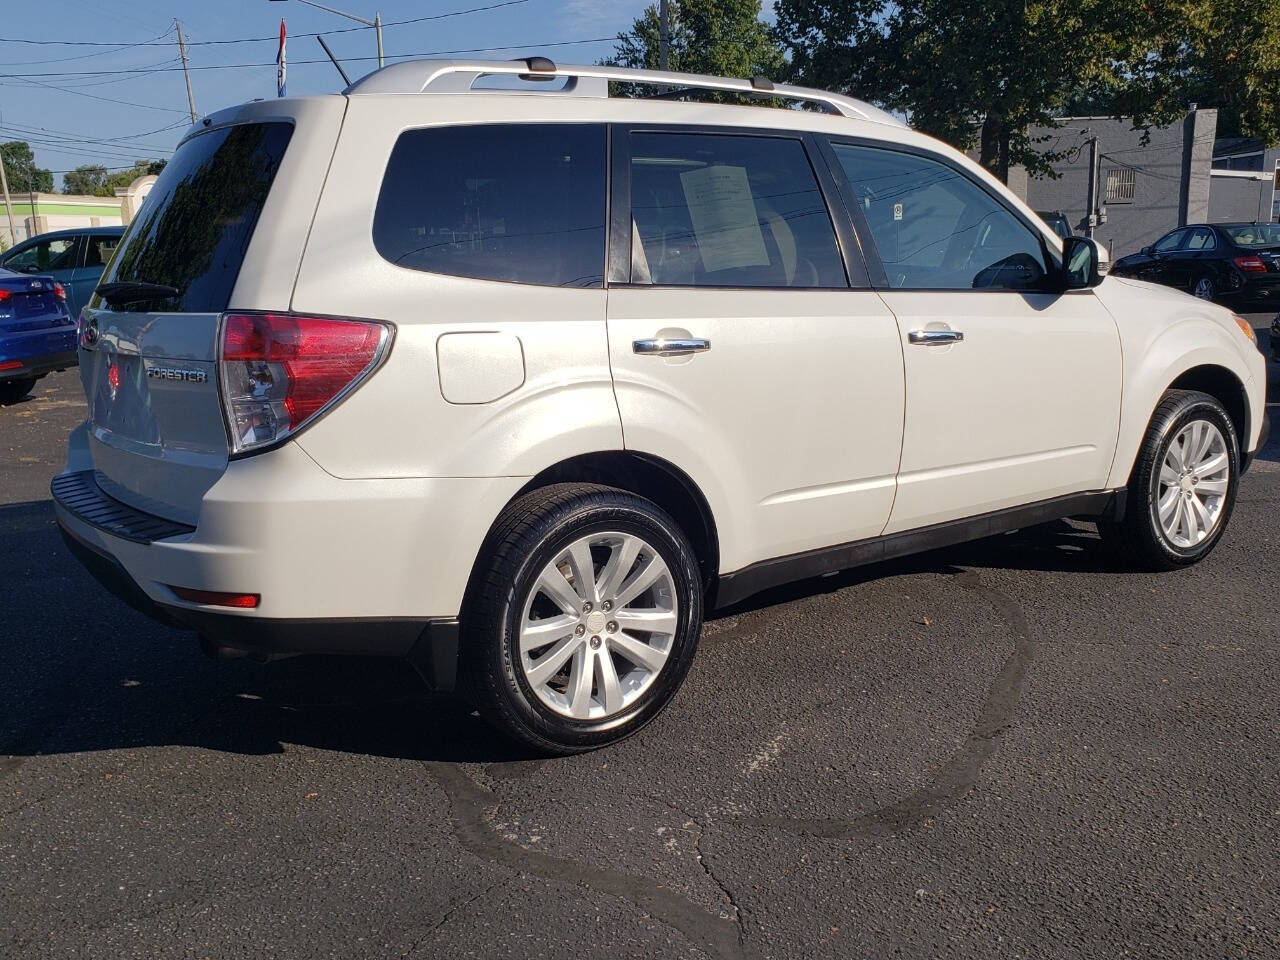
[2,315,1277,959]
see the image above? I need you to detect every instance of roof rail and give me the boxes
[344,58,904,127]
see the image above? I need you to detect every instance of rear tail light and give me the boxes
[169,586,260,609]
[1233,255,1267,273]
[219,312,390,455]
[0,289,11,303]
[53,282,67,302]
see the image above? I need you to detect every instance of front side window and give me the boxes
[6,237,77,274]
[831,142,1049,291]
[628,132,846,288]
[373,124,606,288]
[1154,230,1187,253]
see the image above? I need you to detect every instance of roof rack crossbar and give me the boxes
[344,59,903,127]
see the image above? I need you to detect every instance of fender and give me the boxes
[1096,278,1264,490]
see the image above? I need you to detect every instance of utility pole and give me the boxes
[374,12,383,69]
[1085,134,1099,239]
[176,21,198,124]
[659,0,669,71]
[0,151,16,250]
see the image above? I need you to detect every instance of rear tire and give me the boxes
[1100,390,1239,570]
[462,483,703,754]
[0,377,37,405]
[1192,275,1216,301]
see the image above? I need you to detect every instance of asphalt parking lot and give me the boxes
[1,316,1276,959]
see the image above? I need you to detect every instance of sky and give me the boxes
[0,0,678,189]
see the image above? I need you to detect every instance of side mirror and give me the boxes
[1062,236,1104,289]
[1141,244,1154,255]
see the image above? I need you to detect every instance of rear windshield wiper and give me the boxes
[96,281,180,306]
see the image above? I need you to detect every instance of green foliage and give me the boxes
[775,0,1280,181]
[606,0,785,83]
[63,160,168,197]
[0,141,54,194]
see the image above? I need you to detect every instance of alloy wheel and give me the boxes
[1193,277,1214,300]
[1154,419,1230,548]
[518,531,678,720]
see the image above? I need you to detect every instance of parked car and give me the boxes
[1037,210,1074,239]
[1110,222,1280,306]
[1,226,125,320]
[0,268,76,403]
[51,60,1268,753]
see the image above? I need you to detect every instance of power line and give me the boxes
[1,74,189,113]
[0,1,531,48]
[0,27,174,67]
[3,36,620,78]
[0,119,188,147]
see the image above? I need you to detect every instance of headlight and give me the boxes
[1232,313,1257,345]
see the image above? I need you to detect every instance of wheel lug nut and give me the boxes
[590,636,601,649]
[602,600,612,612]
[574,624,585,637]
[607,621,618,633]
[582,601,592,613]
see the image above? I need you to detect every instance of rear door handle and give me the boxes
[633,338,711,357]
[908,329,964,345]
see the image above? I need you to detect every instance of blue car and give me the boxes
[1,226,125,320]
[0,268,77,404]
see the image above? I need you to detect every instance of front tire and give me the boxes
[1100,390,1240,570]
[462,483,703,754]
[1192,275,1216,301]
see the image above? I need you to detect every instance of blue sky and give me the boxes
[0,0,676,187]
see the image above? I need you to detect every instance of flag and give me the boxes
[276,19,287,98]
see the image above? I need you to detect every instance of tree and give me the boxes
[63,160,168,197]
[776,1,1280,183]
[63,164,110,196]
[1115,0,1280,144]
[0,141,53,194]
[606,0,784,83]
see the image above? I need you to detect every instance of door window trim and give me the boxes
[819,136,1064,294]
[606,123,869,290]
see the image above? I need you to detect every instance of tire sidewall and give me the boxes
[1140,396,1239,563]
[489,498,702,750]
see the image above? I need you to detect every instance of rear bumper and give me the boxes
[0,347,77,381]
[56,503,461,689]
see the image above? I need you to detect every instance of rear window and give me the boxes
[100,122,293,312]
[1222,223,1280,247]
[373,123,607,288]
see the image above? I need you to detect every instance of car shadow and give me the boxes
[2,498,1122,765]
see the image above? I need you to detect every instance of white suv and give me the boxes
[54,59,1269,753]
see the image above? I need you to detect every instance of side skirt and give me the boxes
[714,489,1126,610]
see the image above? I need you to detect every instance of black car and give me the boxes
[1111,222,1280,306]
[1036,210,1074,239]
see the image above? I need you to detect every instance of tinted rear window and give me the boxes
[100,122,293,312]
[373,124,606,287]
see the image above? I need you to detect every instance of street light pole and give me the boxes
[269,0,383,69]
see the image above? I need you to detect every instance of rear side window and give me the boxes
[628,132,846,288]
[83,234,121,269]
[101,122,293,312]
[373,124,607,288]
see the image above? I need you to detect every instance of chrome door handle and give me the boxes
[633,337,711,357]
[908,329,964,345]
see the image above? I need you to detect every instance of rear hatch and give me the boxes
[79,109,310,525]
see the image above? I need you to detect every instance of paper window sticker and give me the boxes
[679,165,770,272]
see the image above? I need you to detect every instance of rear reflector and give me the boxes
[219,312,389,455]
[0,360,22,371]
[1234,256,1267,273]
[169,586,261,608]
[0,289,11,302]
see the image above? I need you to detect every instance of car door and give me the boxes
[3,235,81,294]
[824,140,1122,533]
[605,127,906,572]
[69,233,121,317]
[1168,226,1214,294]
[1142,228,1189,286]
